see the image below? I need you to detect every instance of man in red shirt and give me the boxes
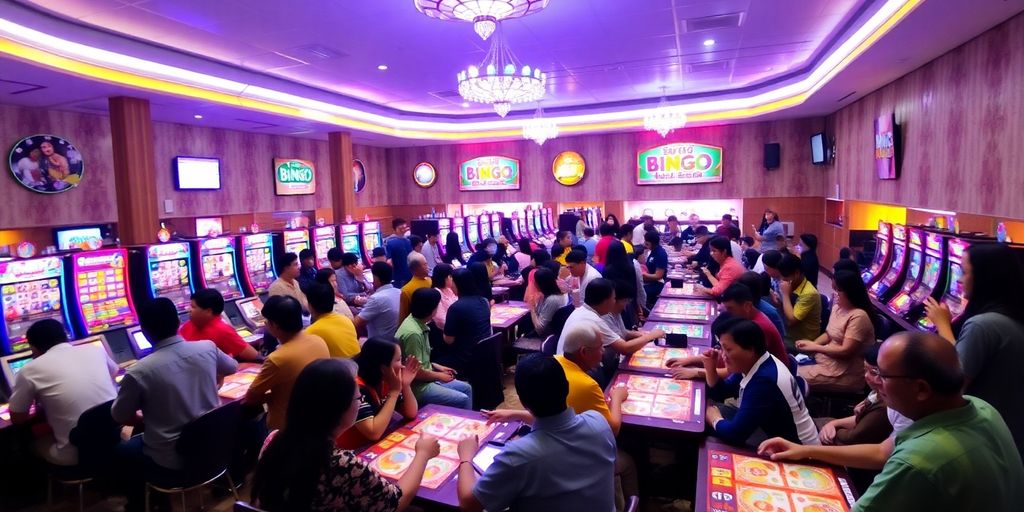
[180,289,262,362]
[592,224,619,266]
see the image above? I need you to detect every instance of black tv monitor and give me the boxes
[174,156,222,190]
[811,133,827,165]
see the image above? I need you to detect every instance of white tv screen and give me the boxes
[175,157,221,190]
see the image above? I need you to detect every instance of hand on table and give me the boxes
[705,405,723,427]
[758,437,805,461]
[923,297,952,327]
[671,367,701,380]
[649,328,666,340]
[415,434,440,459]
[609,384,629,404]
[457,435,479,461]
[481,409,525,424]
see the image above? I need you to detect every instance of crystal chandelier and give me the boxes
[414,0,551,40]
[457,23,546,117]
[522,104,558,145]
[644,87,688,137]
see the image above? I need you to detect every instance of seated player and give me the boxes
[397,287,472,409]
[553,231,573,264]
[8,319,118,466]
[777,253,821,347]
[617,224,635,255]
[268,252,309,313]
[180,288,261,362]
[297,248,318,293]
[113,298,239,473]
[430,263,459,330]
[243,296,329,431]
[738,271,787,339]
[797,270,877,392]
[603,281,664,348]
[335,338,420,449]
[817,344,892,446]
[398,253,432,321]
[696,236,746,297]
[314,268,355,320]
[704,318,818,447]
[371,246,388,263]
[762,332,1024,511]
[252,359,438,512]
[436,267,493,376]
[305,283,359,359]
[456,354,617,512]
[640,231,668,307]
[336,252,373,307]
[565,248,602,305]
[530,267,569,338]
[593,223,618,265]
[352,262,402,341]
[581,227,598,261]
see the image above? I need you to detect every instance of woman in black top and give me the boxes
[797,234,820,288]
[444,232,465,265]
[436,268,493,375]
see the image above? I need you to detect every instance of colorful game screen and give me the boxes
[901,250,922,291]
[242,233,275,295]
[491,217,502,238]
[0,256,70,353]
[640,321,711,343]
[199,238,242,301]
[283,230,310,256]
[889,292,913,314]
[942,263,967,318]
[359,411,502,493]
[532,212,542,236]
[661,283,704,298]
[218,364,261,400]
[312,226,337,268]
[467,219,480,248]
[609,372,704,431]
[147,242,193,312]
[72,249,137,334]
[911,256,942,302]
[699,440,857,512]
[361,222,382,262]
[438,218,451,245]
[490,303,530,327]
[479,215,491,240]
[649,299,716,323]
[625,344,703,373]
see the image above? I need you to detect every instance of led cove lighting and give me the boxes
[0,0,922,140]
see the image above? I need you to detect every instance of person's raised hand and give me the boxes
[701,348,720,370]
[924,297,952,326]
[415,434,440,459]
[457,435,479,461]
[610,384,629,404]
[779,280,792,296]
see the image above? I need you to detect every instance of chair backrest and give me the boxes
[540,335,557,356]
[69,399,121,469]
[548,304,576,342]
[177,401,242,480]
[625,495,639,512]
[471,332,505,410]
[234,501,266,512]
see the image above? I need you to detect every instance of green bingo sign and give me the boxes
[459,156,520,191]
[637,143,723,185]
[274,158,316,196]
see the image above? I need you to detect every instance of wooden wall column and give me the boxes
[328,131,355,221]
[108,97,159,245]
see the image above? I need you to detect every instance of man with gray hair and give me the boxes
[399,252,431,321]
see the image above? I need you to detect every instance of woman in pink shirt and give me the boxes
[431,264,459,329]
[699,236,747,297]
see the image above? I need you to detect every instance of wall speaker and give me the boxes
[764,143,781,170]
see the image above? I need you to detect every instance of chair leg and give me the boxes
[46,476,53,506]
[144,485,151,512]
[226,473,240,501]
[78,482,85,512]
[180,490,187,512]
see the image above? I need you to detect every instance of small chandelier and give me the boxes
[457,23,546,117]
[644,87,688,137]
[522,104,558,145]
[415,0,551,40]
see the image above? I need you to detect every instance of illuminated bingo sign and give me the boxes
[274,158,316,195]
[637,143,723,185]
[874,114,897,180]
[459,156,520,191]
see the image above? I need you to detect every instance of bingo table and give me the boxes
[606,371,705,433]
[624,343,704,375]
[696,438,858,512]
[490,301,530,329]
[217,362,261,403]
[640,320,714,346]
[661,282,708,299]
[358,404,521,507]
[648,298,717,323]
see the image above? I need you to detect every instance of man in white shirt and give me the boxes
[421,230,444,274]
[8,319,119,465]
[631,216,655,247]
[557,279,663,357]
[565,249,602,306]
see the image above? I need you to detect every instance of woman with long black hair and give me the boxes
[252,358,437,511]
[335,338,420,449]
[602,241,645,320]
[529,267,568,337]
[443,232,465,266]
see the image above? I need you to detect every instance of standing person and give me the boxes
[313,268,355,320]
[593,224,618,266]
[581,227,598,262]
[778,253,822,348]
[456,355,617,512]
[575,216,587,240]
[751,209,785,252]
[353,262,402,341]
[436,268,493,375]
[398,288,473,409]
[443,232,466,266]
[252,358,439,512]
[697,236,746,298]
[336,252,372,307]
[431,264,459,330]
[113,298,238,471]
[180,288,262,361]
[8,319,118,466]
[398,253,432,322]
[605,214,621,232]
[924,243,1024,458]
[244,296,329,430]
[297,249,318,293]
[602,241,643,322]
[385,218,413,288]
[305,283,359,359]
[421,230,444,273]
[641,231,668,308]
[268,253,309,313]
[336,338,420,449]
[796,233,821,288]
[632,215,655,247]
[796,271,877,392]
[530,267,569,338]
[680,214,702,244]
[716,214,742,240]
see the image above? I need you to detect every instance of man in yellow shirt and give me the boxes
[399,253,432,321]
[778,253,822,347]
[305,282,359,358]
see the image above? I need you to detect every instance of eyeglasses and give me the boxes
[876,372,919,381]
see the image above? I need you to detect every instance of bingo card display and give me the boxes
[609,372,704,431]
[699,440,857,512]
[217,364,262,400]
[490,303,530,327]
[649,299,716,323]
[624,344,702,373]
[661,283,705,298]
[640,321,712,344]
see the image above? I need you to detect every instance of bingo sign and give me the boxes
[874,114,898,180]
[459,156,520,191]
[637,143,723,185]
[274,158,316,196]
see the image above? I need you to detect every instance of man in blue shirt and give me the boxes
[353,262,401,341]
[336,252,373,307]
[738,271,786,339]
[457,354,616,512]
[581,227,597,262]
[297,248,318,293]
[384,218,413,288]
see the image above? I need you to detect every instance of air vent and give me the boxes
[686,60,733,73]
[69,101,108,112]
[683,12,745,32]
[837,91,858,102]
[281,44,347,62]
[234,118,279,130]
[429,90,462,99]
[0,78,46,95]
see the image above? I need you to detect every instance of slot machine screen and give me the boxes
[72,249,137,334]
[883,245,905,284]
[1,352,33,388]
[0,257,69,353]
[947,264,964,300]
[200,238,242,300]
[491,218,502,238]
[342,234,361,255]
[283,230,310,256]
[362,223,382,257]
[532,213,542,235]
[467,220,480,248]
[237,297,266,327]
[438,220,451,245]
[242,234,275,294]
[921,258,941,288]
[480,218,491,240]
[312,226,337,268]
[147,243,193,312]
[906,251,922,284]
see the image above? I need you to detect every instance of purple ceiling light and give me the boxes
[457,23,546,117]
[414,0,550,40]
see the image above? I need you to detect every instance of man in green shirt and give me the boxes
[778,253,820,347]
[396,287,472,409]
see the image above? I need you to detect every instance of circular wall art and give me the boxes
[552,151,586,186]
[413,162,437,188]
[352,159,366,193]
[8,134,85,194]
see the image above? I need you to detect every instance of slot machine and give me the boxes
[869,224,908,300]
[530,210,542,237]
[886,227,926,315]
[545,208,555,234]
[310,225,338,269]
[479,214,492,240]
[920,237,971,331]
[130,242,195,316]
[893,231,948,322]
[0,256,73,355]
[238,233,276,299]
[339,224,363,263]
[277,229,310,259]
[192,236,249,332]
[437,218,452,246]
[466,216,481,250]
[360,221,383,266]
[539,208,549,233]
[518,216,529,240]
[862,221,894,287]
[67,248,139,364]
[490,213,503,241]
[501,216,517,241]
